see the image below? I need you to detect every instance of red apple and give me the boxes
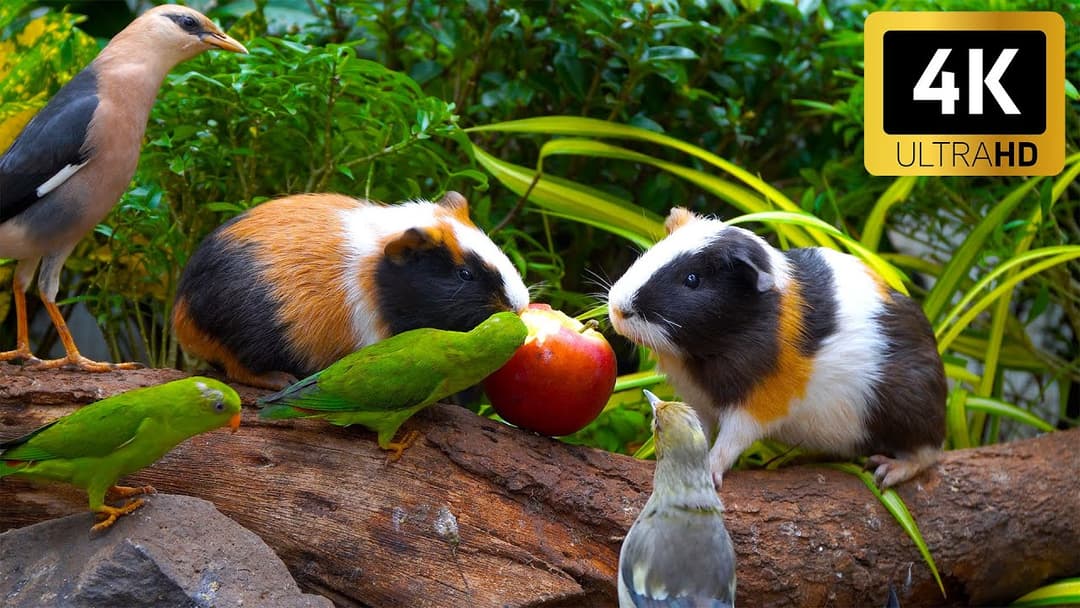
[484,303,617,436]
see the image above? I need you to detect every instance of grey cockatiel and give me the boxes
[0,5,246,371]
[618,390,737,607]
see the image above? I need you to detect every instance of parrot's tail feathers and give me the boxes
[257,403,312,420]
[256,374,319,406]
[0,459,30,477]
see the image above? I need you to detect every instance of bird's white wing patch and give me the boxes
[35,161,88,198]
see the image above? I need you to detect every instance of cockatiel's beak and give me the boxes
[201,30,248,54]
[229,413,242,433]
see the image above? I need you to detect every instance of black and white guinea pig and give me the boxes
[608,207,946,488]
[173,191,530,390]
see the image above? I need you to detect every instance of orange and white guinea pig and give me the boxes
[172,191,529,390]
[608,207,945,488]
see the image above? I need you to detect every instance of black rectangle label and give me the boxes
[883,30,1045,135]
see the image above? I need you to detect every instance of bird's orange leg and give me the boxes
[106,484,156,501]
[384,430,422,463]
[91,498,145,532]
[28,300,142,371]
[0,273,41,364]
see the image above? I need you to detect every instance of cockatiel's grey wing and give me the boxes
[618,506,736,608]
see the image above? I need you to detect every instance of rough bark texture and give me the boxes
[1,364,1077,608]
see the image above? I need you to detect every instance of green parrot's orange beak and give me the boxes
[228,413,241,433]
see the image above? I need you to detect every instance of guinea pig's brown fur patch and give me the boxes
[664,207,698,234]
[740,281,814,424]
[220,194,360,371]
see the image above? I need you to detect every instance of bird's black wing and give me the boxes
[0,67,99,223]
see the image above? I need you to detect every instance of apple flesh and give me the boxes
[484,303,617,436]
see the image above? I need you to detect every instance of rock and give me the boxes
[0,493,332,608]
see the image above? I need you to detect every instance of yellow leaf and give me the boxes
[0,106,39,153]
[15,15,47,46]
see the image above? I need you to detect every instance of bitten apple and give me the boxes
[484,303,617,436]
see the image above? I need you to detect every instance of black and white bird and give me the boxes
[0,4,246,371]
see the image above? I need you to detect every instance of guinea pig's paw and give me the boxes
[867,454,921,489]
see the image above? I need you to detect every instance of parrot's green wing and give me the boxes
[0,393,149,463]
[260,332,453,415]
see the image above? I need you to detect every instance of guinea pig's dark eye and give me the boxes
[458,268,474,281]
[683,273,700,289]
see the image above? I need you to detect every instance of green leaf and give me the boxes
[826,463,946,598]
[467,116,837,247]
[923,152,1080,323]
[861,176,916,251]
[946,388,971,449]
[936,247,1080,352]
[1012,578,1080,606]
[965,396,1055,433]
[642,45,699,62]
[471,145,663,249]
[535,138,816,247]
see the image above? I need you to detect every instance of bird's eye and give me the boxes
[458,268,474,281]
[214,401,225,412]
[684,273,700,289]
[180,15,199,31]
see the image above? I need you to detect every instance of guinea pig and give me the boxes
[173,191,530,390]
[607,207,946,488]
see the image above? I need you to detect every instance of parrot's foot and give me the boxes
[26,354,143,372]
[384,430,421,463]
[91,498,145,532]
[106,484,156,501]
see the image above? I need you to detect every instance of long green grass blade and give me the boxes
[726,211,909,293]
[936,247,1080,351]
[471,145,663,248]
[468,116,837,247]
[536,139,817,247]
[1012,578,1080,606]
[827,463,946,597]
[965,396,1056,433]
[946,388,971,449]
[923,152,1080,323]
[861,176,917,251]
[944,362,981,385]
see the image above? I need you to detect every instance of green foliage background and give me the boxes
[2,1,1079,601]
[1,0,1077,467]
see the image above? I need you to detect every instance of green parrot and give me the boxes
[258,310,528,459]
[0,376,241,531]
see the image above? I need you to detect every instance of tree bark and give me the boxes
[1,364,1077,607]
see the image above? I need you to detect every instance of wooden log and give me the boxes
[1,364,1078,607]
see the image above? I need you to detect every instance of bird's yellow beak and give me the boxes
[229,413,242,433]
[203,31,248,54]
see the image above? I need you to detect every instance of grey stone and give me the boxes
[0,493,332,608]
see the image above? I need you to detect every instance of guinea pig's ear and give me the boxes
[384,227,443,264]
[734,249,776,293]
[664,207,697,235]
[436,191,473,223]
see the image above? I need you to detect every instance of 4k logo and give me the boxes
[865,13,1064,176]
